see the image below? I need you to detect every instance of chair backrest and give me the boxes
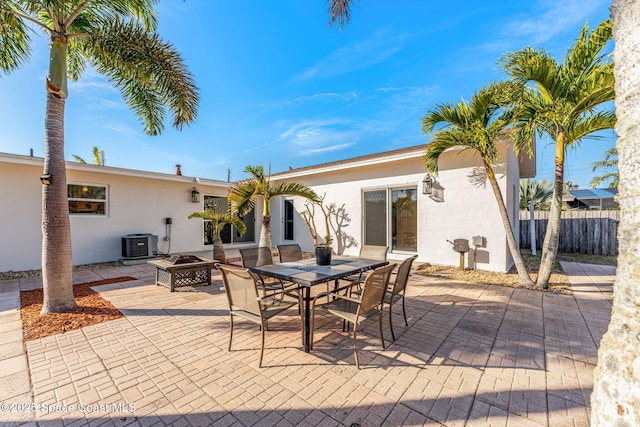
[239,247,273,268]
[358,263,396,317]
[217,264,261,316]
[277,244,303,262]
[391,255,418,297]
[359,245,388,261]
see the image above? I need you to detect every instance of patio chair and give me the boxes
[217,264,302,368]
[240,247,291,296]
[277,243,303,262]
[342,245,389,289]
[385,255,418,341]
[310,263,396,369]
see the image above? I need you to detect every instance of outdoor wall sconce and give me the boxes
[40,174,52,185]
[422,174,433,195]
[191,187,200,203]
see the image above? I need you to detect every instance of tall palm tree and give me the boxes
[591,2,640,423]
[73,146,105,165]
[422,81,534,287]
[188,211,246,264]
[0,1,199,313]
[228,165,319,250]
[501,19,615,289]
[591,147,618,188]
[519,178,553,210]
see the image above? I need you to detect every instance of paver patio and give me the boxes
[0,259,614,426]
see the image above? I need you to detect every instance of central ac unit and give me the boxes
[121,234,158,258]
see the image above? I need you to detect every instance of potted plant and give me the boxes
[188,211,247,264]
[300,196,334,265]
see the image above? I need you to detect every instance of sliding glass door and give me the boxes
[364,187,417,252]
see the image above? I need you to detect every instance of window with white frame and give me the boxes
[68,184,107,215]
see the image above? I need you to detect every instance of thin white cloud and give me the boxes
[502,0,609,45]
[277,119,357,156]
[291,29,405,82]
[252,91,360,109]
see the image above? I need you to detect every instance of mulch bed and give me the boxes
[20,276,135,341]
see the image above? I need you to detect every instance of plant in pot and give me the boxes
[188,210,247,264]
[300,197,334,265]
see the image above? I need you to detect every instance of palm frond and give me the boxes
[327,0,357,29]
[561,19,612,85]
[0,8,31,73]
[423,129,469,173]
[565,110,616,146]
[520,178,553,209]
[72,154,87,164]
[270,182,319,201]
[228,180,258,217]
[188,210,247,237]
[86,19,199,136]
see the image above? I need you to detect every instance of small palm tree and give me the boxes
[73,146,105,165]
[188,211,246,264]
[422,81,535,287]
[501,19,615,289]
[520,178,553,210]
[0,1,199,313]
[591,147,618,188]
[228,165,319,249]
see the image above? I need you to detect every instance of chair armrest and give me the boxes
[312,291,360,305]
[257,287,300,301]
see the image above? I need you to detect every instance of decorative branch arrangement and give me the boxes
[300,195,333,247]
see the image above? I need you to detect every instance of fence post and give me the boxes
[529,201,536,256]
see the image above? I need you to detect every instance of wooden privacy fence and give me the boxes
[519,210,619,256]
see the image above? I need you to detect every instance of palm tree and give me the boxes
[188,211,246,264]
[422,81,534,287]
[520,178,553,210]
[73,146,105,165]
[0,2,199,313]
[591,1,640,423]
[327,0,357,28]
[591,147,618,188]
[228,165,319,250]
[501,19,615,290]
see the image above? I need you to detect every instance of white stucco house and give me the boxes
[0,139,534,273]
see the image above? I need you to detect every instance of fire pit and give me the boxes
[148,255,217,292]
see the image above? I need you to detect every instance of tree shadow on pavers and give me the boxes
[382,291,597,373]
[24,386,590,427]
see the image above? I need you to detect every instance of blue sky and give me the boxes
[0,0,615,187]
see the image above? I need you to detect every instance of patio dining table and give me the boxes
[249,256,388,352]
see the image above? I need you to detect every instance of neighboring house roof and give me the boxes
[565,188,618,209]
[569,188,618,199]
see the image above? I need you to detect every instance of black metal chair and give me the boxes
[217,264,302,367]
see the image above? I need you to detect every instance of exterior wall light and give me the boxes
[40,174,52,185]
[191,187,200,203]
[422,174,433,195]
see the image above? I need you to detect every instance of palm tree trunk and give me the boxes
[212,237,226,264]
[486,165,534,286]
[536,130,565,290]
[41,92,76,313]
[591,1,640,423]
[259,216,272,249]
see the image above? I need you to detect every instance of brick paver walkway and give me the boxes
[0,261,614,426]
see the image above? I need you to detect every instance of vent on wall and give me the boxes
[122,234,158,259]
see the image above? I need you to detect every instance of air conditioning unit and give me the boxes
[121,234,158,259]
